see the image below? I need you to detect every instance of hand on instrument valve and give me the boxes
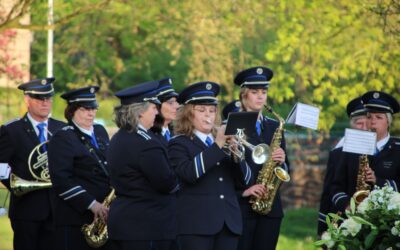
[271,147,285,164]
[214,125,228,149]
[365,167,376,185]
[242,184,266,198]
[90,201,109,223]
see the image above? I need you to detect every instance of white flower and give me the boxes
[340,217,362,237]
[389,193,400,211]
[321,231,335,248]
[391,227,399,237]
[357,199,369,214]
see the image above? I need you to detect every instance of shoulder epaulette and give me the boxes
[62,125,74,131]
[170,134,183,140]
[3,118,20,126]
[137,130,151,140]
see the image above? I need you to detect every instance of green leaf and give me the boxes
[364,229,379,248]
[350,198,356,214]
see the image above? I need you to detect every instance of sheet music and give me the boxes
[0,163,10,180]
[286,102,320,130]
[342,129,377,155]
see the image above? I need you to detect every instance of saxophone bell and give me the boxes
[82,188,116,248]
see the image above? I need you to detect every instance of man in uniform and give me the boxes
[0,77,66,250]
[317,96,368,235]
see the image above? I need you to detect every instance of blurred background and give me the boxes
[0,0,399,249]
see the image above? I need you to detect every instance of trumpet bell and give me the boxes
[252,144,270,164]
[10,173,52,196]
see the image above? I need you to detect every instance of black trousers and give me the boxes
[177,224,239,250]
[108,239,173,250]
[54,225,111,250]
[11,218,55,250]
[237,217,282,250]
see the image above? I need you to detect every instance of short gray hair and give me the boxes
[114,102,150,132]
[349,115,366,127]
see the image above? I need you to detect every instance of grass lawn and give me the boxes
[0,186,320,250]
[277,207,319,250]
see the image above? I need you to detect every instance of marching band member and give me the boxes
[48,86,111,250]
[0,78,65,250]
[331,91,400,213]
[222,100,241,122]
[149,77,179,145]
[233,66,289,250]
[107,80,179,250]
[168,81,247,250]
[317,96,368,235]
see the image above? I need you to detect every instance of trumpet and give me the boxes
[235,129,270,164]
[205,119,269,164]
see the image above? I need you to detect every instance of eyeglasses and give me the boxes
[32,97,53,103]
[193,106,217,114]
[78,107,98,112]
[164,99,179,105]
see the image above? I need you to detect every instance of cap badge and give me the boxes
[373,92,380,99]
[206,83,212,90]
[168,78,172,84]
[41,79,47,85]
[256,68,263,74]
[90,87,95,93]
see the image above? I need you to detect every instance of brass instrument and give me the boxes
[250,105,290,215]
[82,188,116,248]
[10,141,52,196]
[10,173,52,196]
[353,155,371,205]
[235,129,270,164]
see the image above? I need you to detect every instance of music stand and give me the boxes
[225,112,259,135]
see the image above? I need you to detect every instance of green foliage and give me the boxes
[24,0,400,134]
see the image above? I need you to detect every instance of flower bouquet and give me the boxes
[315,185,400,249]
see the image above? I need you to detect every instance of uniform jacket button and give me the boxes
[220,194,224,199]
[219,177,223,182]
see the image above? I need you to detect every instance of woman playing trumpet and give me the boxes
[168,81,250,250]
[233,67,289,250]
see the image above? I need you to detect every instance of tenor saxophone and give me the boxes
[352,155,371,205]
[82,188,116,248]
[250,105,290,215]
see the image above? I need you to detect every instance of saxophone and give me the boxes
[82,188,116,248]
[250,105,291,215]
[352,155,371,205]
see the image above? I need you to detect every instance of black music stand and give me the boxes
[225,112,258,135]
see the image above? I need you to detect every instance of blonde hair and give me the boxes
[174,104,221,137]
[114,102,150,132]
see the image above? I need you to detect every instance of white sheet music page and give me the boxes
[342,129,377,155]
[286,102,320,130]
[0,163,10,180]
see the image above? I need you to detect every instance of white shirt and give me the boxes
[376,133,390,153]
[162,127,170,137]
[27,113,49,140]
[194,130,214,146]
[72,120,94,137]
[138,124,147,132]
